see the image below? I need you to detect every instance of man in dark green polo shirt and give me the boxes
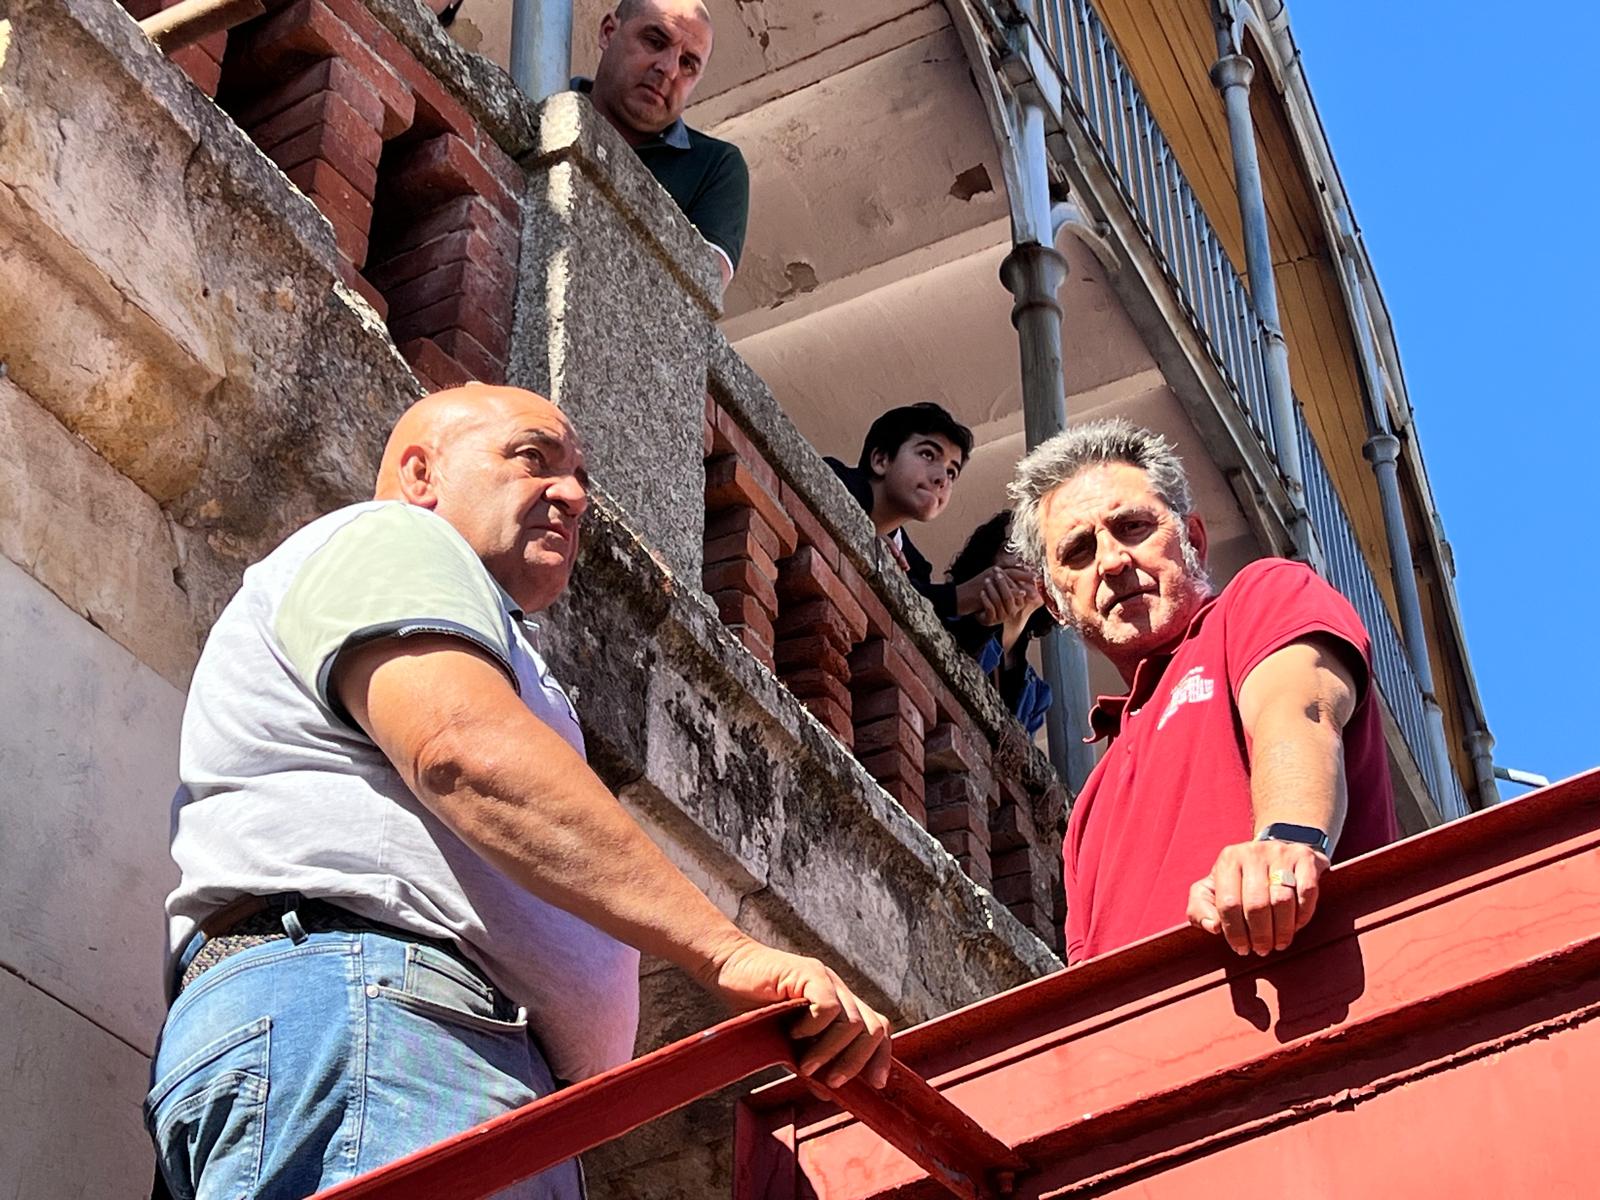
[583,0,750,289]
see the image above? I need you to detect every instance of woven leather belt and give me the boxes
[173,895,489,1000]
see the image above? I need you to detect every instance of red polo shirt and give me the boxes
[1064,558,1397,962]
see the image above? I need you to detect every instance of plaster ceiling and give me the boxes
[731,232,1165,462]
[712,26,1008,316]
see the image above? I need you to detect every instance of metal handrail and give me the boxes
[995,0,1465,813]
[308,1001,1021,1200]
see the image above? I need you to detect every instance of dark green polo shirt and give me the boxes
[574,80,750,269]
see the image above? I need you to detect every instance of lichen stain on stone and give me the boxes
[948,164,994,202]
[545,242,573,404]
[333,280,388,334]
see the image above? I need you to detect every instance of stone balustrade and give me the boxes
[703,358,1067,948]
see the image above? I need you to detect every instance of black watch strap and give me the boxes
[1256,822,1331,856]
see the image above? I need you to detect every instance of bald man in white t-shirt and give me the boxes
[149,385,890,1199]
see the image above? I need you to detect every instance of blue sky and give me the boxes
[1290,3,1598,793]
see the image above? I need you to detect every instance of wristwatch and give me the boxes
[1256,822,1331,856]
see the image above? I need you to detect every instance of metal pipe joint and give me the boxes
[1208,53,1255,94]
[1361,432,1401,468]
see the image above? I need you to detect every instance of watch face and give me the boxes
[1259,823,1330,854]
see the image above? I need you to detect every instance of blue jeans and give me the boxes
[145,930,583,1200]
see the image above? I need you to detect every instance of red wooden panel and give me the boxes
[737,769,1600,1198]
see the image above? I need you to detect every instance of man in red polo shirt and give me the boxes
[1007,419,1396,961]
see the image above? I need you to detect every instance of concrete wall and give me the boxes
[0,554,182,1196]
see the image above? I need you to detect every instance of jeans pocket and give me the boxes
[382,942,528,1035]
[145,1018,271,1200]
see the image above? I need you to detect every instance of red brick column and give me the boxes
[223,0,414,312]
[325,0,522,386]
[377,135,522,384]
[775,546,867,747]
[989,755,1063,951]
[216,0,522,385]
[847,637,935,823]
[703,451,796,672]
[924,717,994,889]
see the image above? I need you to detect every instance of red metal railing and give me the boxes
[739,768,1600,1198]
[308,1001,1021,1200]
[304,769,1600,1200]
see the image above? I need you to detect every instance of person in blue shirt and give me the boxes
[946,511,1054,735]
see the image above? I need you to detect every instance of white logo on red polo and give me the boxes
[1158,666,1215,730]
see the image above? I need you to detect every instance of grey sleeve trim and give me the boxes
[316,618,522,732]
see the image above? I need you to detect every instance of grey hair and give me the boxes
[1006,418,1197,578]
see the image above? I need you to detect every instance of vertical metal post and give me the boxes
[1468,731,1500,808]
[1338,206,1483,818]
[510,0,573,100]
[1361,435,1470,819]
[998,90,1098,794]
[1208,45,1312,560]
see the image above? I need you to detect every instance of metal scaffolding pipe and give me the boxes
[1208,49,1312,560]
[1494,764,1550,790]
[999,91,1098,794]
[510,0,573,101]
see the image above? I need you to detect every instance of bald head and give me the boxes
[376,384,589,613]
[593,0,713,144]
[375,385,560,500]
[613,0,710,23]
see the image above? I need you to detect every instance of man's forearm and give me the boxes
[424,714,746,982]
[342,636,895,1088]
[1247,706,1349,847]
[351,642,751,986]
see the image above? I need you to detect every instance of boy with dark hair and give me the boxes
[826,403,1032,624]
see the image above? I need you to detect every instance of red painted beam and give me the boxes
[737,769,1600,1198]
[311,1002,801,1200]
[310,999,1020,1200]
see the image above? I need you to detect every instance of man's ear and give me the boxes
[868,446,892,480]
[599,12,617,51]
[1186,512,1208,567]
[1038,575,1067,626]
[395,444,440,509]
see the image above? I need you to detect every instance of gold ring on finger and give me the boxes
[1268,867,1296,890]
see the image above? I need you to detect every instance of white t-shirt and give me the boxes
[166,500,640,1081]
